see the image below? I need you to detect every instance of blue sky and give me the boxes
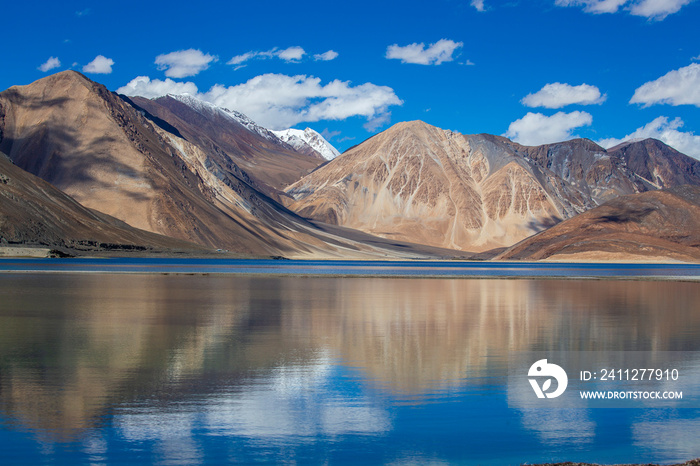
[3,0,700,157]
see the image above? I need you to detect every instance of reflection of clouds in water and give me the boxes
[518,409,595,446]
[117,411,203,465]
[115,353,390,455]
[508,376,595,445]
[81,433,107,464]
[633,419,700,462]
[205,352,390,438]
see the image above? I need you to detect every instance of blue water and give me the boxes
[1,258,699,278]
[0,267,699,464]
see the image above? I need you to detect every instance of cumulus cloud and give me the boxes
[314,50,339,61]
[228,46,307,67]
[522,82,606,108]
[82,55,114,74]
[385,39,463,65]
[554,0,693,20]
[38,57,61,72]
[597,116,700,159]
[118,73,402,131]
[630,63,700,107]
[471,0,486,11]
[202,74,403,130]
[504,111,593,146]
[155,49,217,78]
[117,76,199,98]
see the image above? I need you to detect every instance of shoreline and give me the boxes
[0,257,698,281]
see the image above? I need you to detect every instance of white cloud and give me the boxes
[38,57,61,72]
[276,46,305,62]
[155,49,217,78]
[693,54,700,61]
[471,0,486,11]
[202,74,403,130]
[385,39,463,65]
[522,82,606,108]
[504,111,593,146]
[118,73,402,131]
[554,0,693,19]
[314,50,339,61]
[629,0,693,19]
[228,47,307,67]
[82,55,114,74]
[630,63,700,107]
[597,116,700,159]
[117,76,199,98]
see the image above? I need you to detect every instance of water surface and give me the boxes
[0,269,699,464]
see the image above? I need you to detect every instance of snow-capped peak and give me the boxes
[271,128,341,160]
[165,93,279,142]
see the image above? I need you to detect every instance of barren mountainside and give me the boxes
[286,120,699,252]
[0,151,207,253]
[498,185,700,262]
[0,72,467,259]
[125,94,324,201]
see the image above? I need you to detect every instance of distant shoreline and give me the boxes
[0,257,698,281]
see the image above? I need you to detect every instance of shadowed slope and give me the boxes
[498,185,700,262]
[0,151,209,254]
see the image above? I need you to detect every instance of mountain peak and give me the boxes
[271,127,340,160]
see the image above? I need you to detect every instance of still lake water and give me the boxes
[0,260,699,464]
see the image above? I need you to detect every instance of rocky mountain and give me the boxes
[497,185,700,262]
[123,94,324,201]
[0,71,468,259]
[272,128,341,161]
[607,138,700,189]
[285,120,700,252]
[0,151,208,254]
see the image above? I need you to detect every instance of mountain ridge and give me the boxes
[285,119,700,252]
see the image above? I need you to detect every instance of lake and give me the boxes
[0,260,699,464]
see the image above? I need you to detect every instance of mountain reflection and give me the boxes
[0,273,699,439]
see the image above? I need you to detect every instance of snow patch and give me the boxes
[272,128,341,160]
[167,93,280,143]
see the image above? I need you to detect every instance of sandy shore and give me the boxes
[0,246,51,258]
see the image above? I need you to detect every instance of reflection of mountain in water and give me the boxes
[1,274,699,438]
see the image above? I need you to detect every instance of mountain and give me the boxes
[607,138,700,189]
[0,151,208,254]
[123,94,324,201]
[0,72,468,259]
[0,70,310,255]
[497,185,700,262]
[285,121,700,252]
[272,128,341,161]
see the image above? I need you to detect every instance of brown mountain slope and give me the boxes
[0,152,208,254]
[608,138,700,189]
[0,70,314,255]
[0,72,468,259]
[285,122,605,251]
[286,121,700,252]
[497,185,700,262]
[125,94,323,201]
